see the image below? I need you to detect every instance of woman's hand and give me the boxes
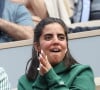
[38,50,52,76]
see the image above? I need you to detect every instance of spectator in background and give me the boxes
[12,0,47,23]
[24,0,48,22]
[18,17,95,90]
[12,0,72,26]
[0,67,10,90]
[0,0,34,43]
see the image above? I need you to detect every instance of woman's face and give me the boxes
[38,23,68,65]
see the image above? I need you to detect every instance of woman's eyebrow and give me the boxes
[44,33,52,36]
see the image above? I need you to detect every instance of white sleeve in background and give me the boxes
[44,0,71,26]
[0,67,11,90]
[81,0,91,22]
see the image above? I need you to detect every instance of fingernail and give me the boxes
[41,50,43,54]
[46,55,48,60]
[39,54,42,58]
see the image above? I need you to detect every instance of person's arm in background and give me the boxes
[0,67,11,90]
[0,18,33,40]
[26,0,48,19]
[0,1,34,41]
[11,0,47,25]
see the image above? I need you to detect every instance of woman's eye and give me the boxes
[58,35,66,40]
[44,35,52,41]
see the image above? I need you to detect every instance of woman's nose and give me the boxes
[53,36,59,43]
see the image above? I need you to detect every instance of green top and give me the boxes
[18,62,95,90]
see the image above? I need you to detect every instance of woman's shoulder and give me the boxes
[18,74,34,85]
[72,63,92,69]
[18,74,27,83]
[72,64,91,68]
[18,74,34,90]
[71,64,94,74]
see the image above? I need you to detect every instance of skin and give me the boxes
[11,0,48,22]
[0,18,33,40]
[35,23,68,75]
[0,0,33,40]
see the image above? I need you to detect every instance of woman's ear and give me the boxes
[34,42,41,52]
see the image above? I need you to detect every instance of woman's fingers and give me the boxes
[38,50,52,75]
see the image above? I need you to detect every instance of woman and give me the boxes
[18,17,95,90]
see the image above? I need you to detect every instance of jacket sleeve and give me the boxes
[32,68,68,90]
[45,68,69,90]
[45,67,95,90]
[17,80,25,90]
[32,66,95,90]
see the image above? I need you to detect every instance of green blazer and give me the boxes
[18,62,95,90]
